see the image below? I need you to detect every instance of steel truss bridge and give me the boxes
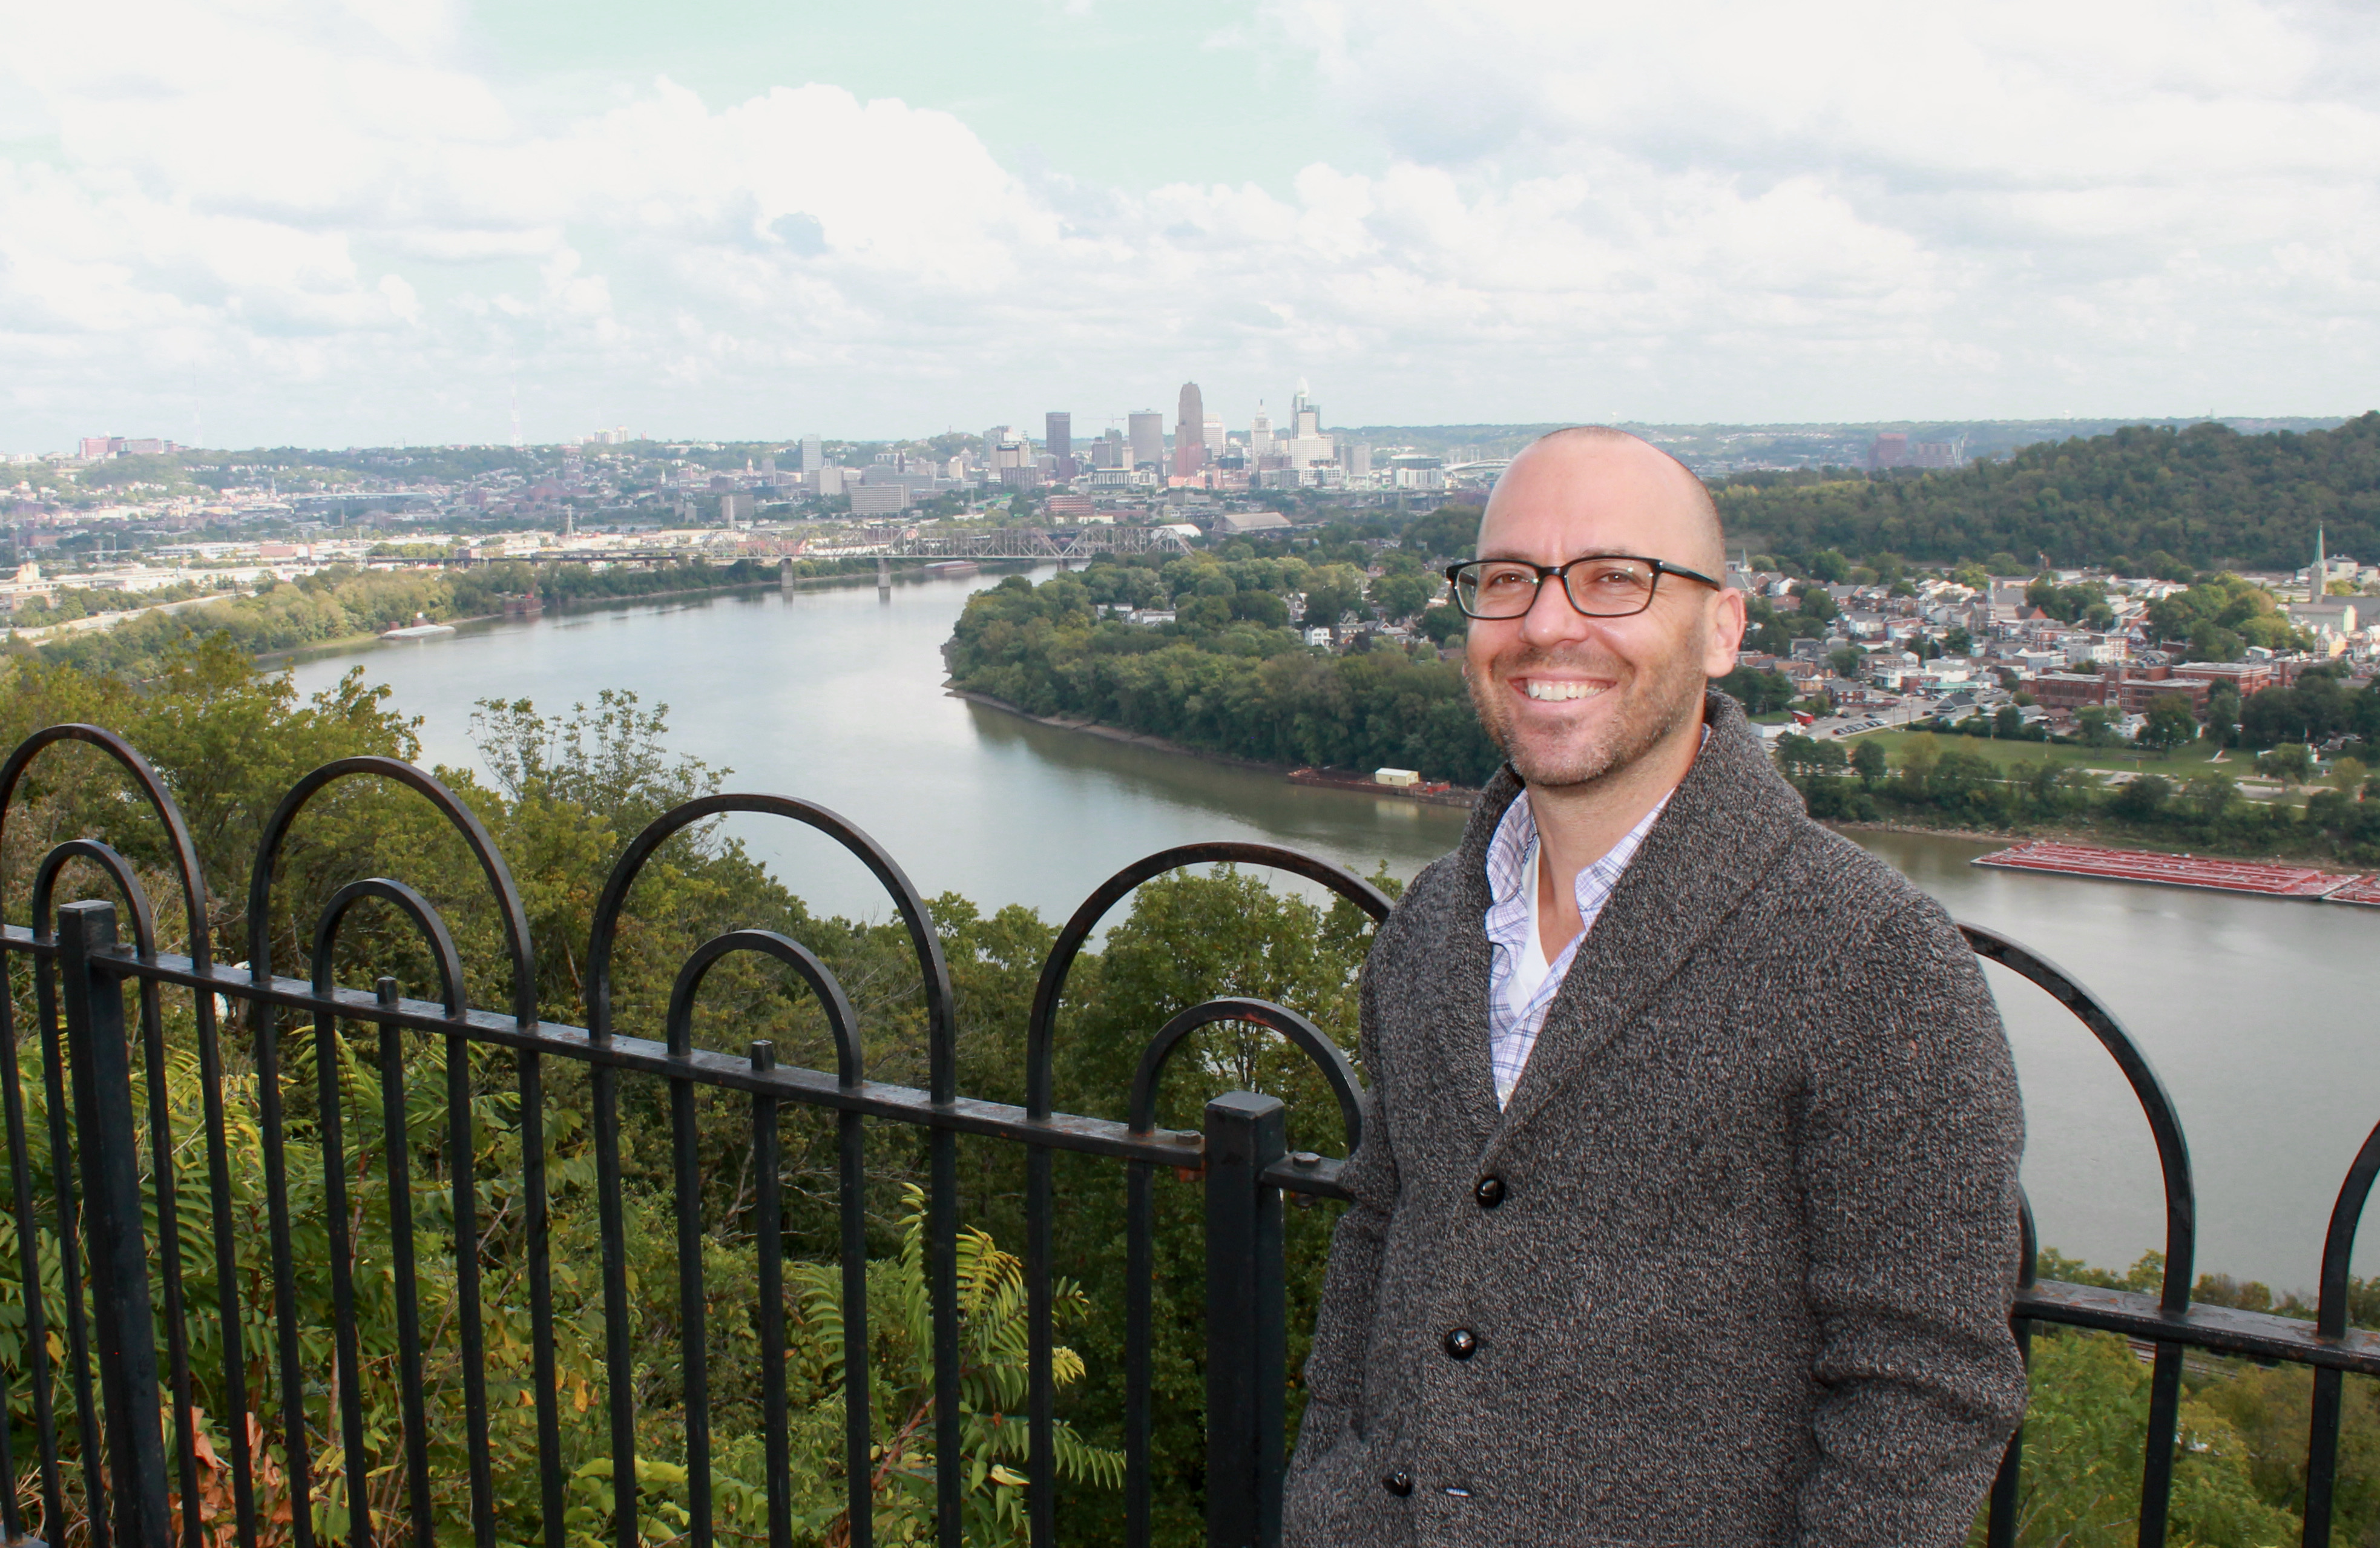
[884,524,1192,560]
[465,525,1195,569]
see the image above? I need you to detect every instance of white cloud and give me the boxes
[0,0,2373,447]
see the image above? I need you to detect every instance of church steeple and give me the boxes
[2316,525,2329,599]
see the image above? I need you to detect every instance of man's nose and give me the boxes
[1518,573,1593,647]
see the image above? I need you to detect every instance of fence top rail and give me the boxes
[0,921,1206,1164]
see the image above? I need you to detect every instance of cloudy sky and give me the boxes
[2,0,2374,449]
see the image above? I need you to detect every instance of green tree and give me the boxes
[2138,695,2198,754]
[2074,706,2120,748]
[1828,645,1865,679]
[2111,772,2174,821]
[2205,688,2242,748]
[1986,1332,2301,1547]
[1850,739,1889,786]
[1716,667,1795,716]
[1366,571,1434,622]
[2256,743,2315,789]
[1399,504,1481,561]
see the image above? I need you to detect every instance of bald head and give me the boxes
[1479,426,1725,576]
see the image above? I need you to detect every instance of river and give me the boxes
[284,569,2380,1291]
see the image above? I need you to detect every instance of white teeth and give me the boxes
[1525,680,1603,702]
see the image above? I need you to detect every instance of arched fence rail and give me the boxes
[0,722,2372,1548]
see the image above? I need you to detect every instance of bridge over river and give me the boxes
[464,524,1195,570]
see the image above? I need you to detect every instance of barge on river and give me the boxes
[1972,840,2370,903]
[1287,767,1478,808]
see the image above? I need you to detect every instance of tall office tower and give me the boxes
[1249,404,1273,456]
[800,435,824,471]
[1203,415,1225,456]
[1346,443,1372,478]
[1128,411,1165,469]
[1174,383,1205,476]
[1045,411,1074,479]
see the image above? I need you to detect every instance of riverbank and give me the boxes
[950,686,1490,809]
[255,564,1040,669]
[945,687,1285,772]
[1823,817,2375,877]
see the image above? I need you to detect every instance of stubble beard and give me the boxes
[1469,644,1709,789]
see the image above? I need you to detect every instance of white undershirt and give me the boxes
[1506,841,1560,1018]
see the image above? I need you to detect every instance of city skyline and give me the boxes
[2,0,2375,448]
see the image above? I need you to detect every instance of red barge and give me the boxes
[1971,840,2359,900]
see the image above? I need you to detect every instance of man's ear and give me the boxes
[1703,589,1749,676]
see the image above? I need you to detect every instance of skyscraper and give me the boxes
[1045,412,1074,479]
[800,435,823,472]
[1128,411,1164,469]
[1203,415,1225,456]
[1175,383,1205,477]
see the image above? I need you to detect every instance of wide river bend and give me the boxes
[284,569,2380,1289]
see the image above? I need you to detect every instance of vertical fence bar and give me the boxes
[518,1045,564,1548]
[375,981,433,1548]
[838,1088,870,1548]
[671,1063,712,1548]
[0,956,64,1538]
[591,1062,637,1548]
[2305,1366,2343,1547]
[251,967,314,1548]
[58,900,172,1547]
[188,986,258,1548]
[1125,1154,1154,1548]
[2138,1344,2183,1548]
[1204,1093,1286,1548]
[1026,1144,1054,1548]
[133,975,202,1548]
[445,1030,495,1547]
[930,1129,959,1547]
[33,950,106,1546]
[1984,1321,2030,1548]
[750,1044,792,1548]
[315,1003,371,1548]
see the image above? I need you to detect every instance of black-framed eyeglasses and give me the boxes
[1442,554,1724,620]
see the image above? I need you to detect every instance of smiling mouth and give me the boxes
[1523,680,1607,702]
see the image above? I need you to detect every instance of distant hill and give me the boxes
[1706,415,2380,572]
[1327,416,2346,476]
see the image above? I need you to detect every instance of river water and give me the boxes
[284,570,2380,1290]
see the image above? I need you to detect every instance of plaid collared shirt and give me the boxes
[1482,789,1671,1107]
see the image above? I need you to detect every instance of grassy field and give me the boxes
[1858,730,2237,777]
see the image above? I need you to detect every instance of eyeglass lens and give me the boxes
[1458,559,1657,618]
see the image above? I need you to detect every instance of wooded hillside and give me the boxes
[1714,413,2380,571]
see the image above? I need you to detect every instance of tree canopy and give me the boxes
[1711,415,2380,570]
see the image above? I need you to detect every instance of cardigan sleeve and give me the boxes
[1790,897,2030,1548]
[1289,958,1402,1466]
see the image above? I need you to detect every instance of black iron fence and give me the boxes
[0,720,2373,1547]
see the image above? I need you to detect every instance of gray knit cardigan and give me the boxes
[1284,691,2027,1548]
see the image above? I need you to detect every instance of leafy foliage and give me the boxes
[1714,415,2380,571]
[947,567,1500,785]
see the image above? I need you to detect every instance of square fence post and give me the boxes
[1205,1092,1286,1548]
[57,901,170,1548]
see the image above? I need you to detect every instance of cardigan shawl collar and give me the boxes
[1428,690,1807,1170]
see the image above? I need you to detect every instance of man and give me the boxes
[1284,428,2026,1547]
